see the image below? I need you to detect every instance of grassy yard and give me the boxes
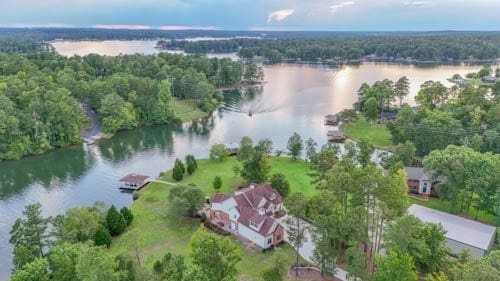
[110,156,313,280]
[341,116,392,148]
[409,197,496,225]
[172,98,209,121]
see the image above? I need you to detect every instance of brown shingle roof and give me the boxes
[119,174,149,185]
[210,193,229,203]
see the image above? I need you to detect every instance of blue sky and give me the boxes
[2,0,500,31]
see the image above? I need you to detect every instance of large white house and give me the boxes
[408,204,496,258]
[208,183,285,249]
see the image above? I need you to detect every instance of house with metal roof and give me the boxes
[407,204,496,258]
[208,183,285,249]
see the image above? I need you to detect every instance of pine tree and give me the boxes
[94,224,112,247]
[120,207,134,226]
[106,205,126,236]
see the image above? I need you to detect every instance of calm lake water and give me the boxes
[0,41,483,279]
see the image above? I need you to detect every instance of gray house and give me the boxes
[404,167,443,199]
[408,204,496,258]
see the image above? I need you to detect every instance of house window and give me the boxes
[268,238,272,245]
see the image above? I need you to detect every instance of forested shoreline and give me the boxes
[0,49,262,161]
[159,33,500,63]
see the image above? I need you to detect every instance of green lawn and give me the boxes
[111,157,312,280]
[159,157,316,198]
[172,98,209,121]
[409,197,496,225]
[341,116,392,148]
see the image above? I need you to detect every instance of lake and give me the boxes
[0,41,483,279]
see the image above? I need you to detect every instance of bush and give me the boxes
[120,207,134,226]
[106,205,126,236]
[94,224,112,247]
[133,192,139,200]
[213,176,222,191]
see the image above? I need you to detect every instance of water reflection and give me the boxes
[0,147,91,200]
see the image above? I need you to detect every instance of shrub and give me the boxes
[172,162,184,181]
[209,144,228,161]
[185,155,198,175]
[213,176,222,191]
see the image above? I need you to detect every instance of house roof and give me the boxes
[404,167,430,180]
[381,112,397,120]
[327,130,346,137]
[404,167,446,182]
[210,193,229,203]
[119,174,149,185]
[407,204,496,251]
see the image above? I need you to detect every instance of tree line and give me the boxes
[0,50,262,160]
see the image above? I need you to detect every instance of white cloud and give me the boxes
[401,0,431,7]
[158,25,219,30]
[329,1,355,13]
[93,24,151,30]
[267,9,295,23]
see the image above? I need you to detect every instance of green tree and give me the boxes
[450,250,500,281]
[190,226,242,281]
[363,96,380,121]
[415,81,448,109]
[120,207,134,226]
[11,258,50,281]
[9,202,50,269]
[98,92,137,134]
[209,144,228,161]
[172,161,184,181]
[383,215,448,272]
[286,192,308,277]
[121,229,146,266]
[153,252,187,281]
[106,205,127,236]
[423,145,497,216]
[48,242,80,281]
[305,138,318,162]
[270,173,290,198]
[240,150,271,183]
[415,111,463,156]
[373,251,417,281]
[213,176,222,191]
[356,138,375,167]
[185,154,198,175]
[169,186,205,218]
[52,206,104,243]
[75,243,121,281]
[261,249,288,281]
[237,136,254,161]
[93,224,112,247]
[287,132,303,160]
[395,76,410,107]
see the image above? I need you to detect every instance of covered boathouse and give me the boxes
[119,174,150,191]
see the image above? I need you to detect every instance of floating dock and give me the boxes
[119,174,150,191]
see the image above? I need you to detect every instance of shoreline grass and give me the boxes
[341,116,392,148]
[172,98,209,121]
[110,156,312,280]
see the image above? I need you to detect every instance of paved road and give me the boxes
[82,104,101,139]
[279,215,350,281]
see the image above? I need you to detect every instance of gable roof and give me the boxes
[404,167,430,180]
[407,204,496,251]
[210,193,230,203]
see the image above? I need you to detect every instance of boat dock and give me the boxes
[119,174,150,191]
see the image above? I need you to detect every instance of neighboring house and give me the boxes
[380,111,397,123]
[407,204,496,258]
[482,75,499,83]
[208,183,285,249]
[404,167,443,199]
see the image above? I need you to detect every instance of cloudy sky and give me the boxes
[1,0,499,31]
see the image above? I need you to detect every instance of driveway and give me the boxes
[278,215,350,281]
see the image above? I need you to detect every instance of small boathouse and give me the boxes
[327,130,347,143]
[119,174,150,191]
